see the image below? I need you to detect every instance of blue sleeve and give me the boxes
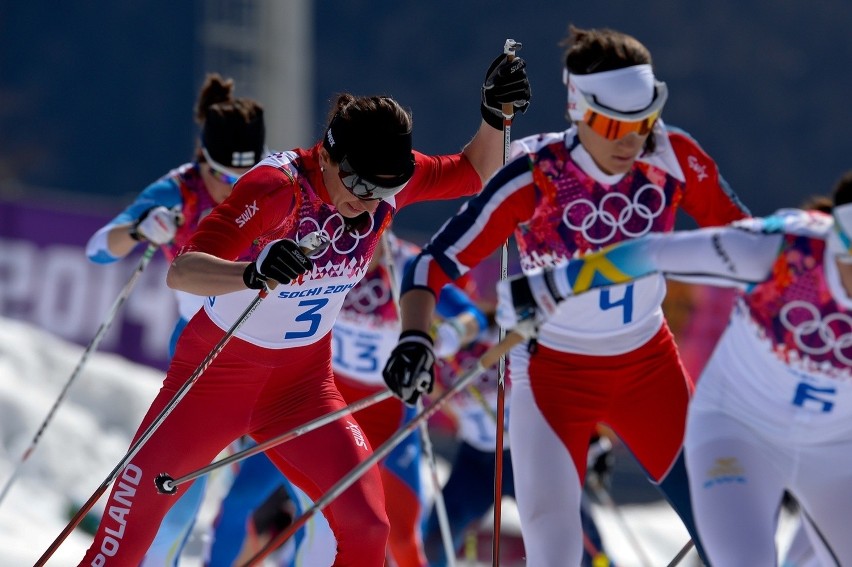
[107,177,183,227]
[436,284,488,337]
[86,177,182,263]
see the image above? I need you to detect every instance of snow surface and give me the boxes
[0,317,797,566]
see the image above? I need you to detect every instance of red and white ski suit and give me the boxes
[79,142,480,567]
[403,123,748,565]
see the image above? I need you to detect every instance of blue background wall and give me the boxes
[2,1,851,233]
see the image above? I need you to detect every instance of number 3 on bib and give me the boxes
[284,298,329,339]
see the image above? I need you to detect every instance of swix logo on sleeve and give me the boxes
[235,200,260,227]
[711,233,737,274]
[687,155,709,181]
[346,420,367,449]
[91,464,143,566]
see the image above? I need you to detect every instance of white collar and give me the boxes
[568,141,628,186]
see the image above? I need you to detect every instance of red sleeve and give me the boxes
[670,132,750,226]
[393,151,482,209]
[179,165,295,260]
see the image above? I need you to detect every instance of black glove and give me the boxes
[481,53,531,130]
[382,330,436,406]
[243,238,313,290]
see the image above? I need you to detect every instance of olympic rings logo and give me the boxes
[779,300,852,365]
[343,277,391,313]
[562,184,666,244]
[298,213,374,257]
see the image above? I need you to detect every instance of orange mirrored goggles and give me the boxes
[581,108,661,140]
[565,69,669,141]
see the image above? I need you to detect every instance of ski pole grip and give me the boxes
[502,38,521,119]
[261,231,330,292]
[298,231,331,258]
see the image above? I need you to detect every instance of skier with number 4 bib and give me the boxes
[383,25,748,566]
[75,47,530,567]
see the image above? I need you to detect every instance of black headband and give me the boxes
[202,106,265,168]
[323,112,415,187]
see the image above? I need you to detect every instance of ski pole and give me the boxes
[493,36,520,567]
[468,382,501,425]
[0,243,158,510]
[380,232,457,566]
[154,389,393,494]
[587,475,654,567]
[240,330,528,567]
[665,539,695,567]
[417,397,457,567]
[33,232,329,567]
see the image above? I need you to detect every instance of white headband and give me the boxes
[565,64,656,116]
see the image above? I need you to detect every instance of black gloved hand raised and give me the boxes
[382,330,436,406]
[243,239,313,290]
[481,53,531,130]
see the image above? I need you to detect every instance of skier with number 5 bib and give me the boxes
[383,25,748,566]
[76,47,530,567]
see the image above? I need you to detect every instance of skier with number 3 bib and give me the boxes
[75,47,530,567]
[84,73,266,567]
